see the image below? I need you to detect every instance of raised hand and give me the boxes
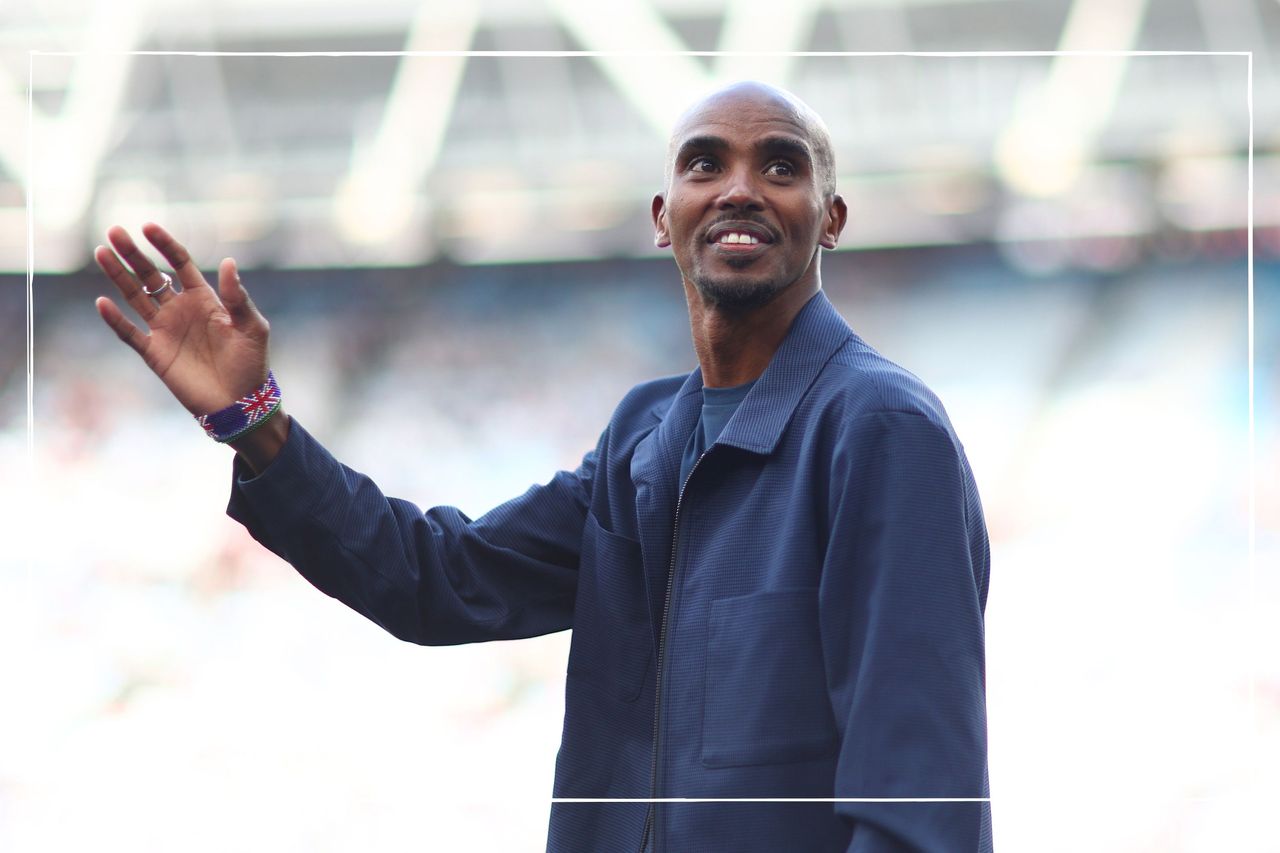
[94,222,271,417]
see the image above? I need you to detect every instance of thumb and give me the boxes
[217,257,259,324]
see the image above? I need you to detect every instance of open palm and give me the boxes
[94,223,271,416]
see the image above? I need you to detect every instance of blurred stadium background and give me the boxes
[2,0,1278,850]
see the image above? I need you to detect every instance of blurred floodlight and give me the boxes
[31,4,139,231]
[712,0,819,83]
[443,188,534,241]
[1159,156,1250,231]
[209,174,276,244]
[994,0,1148,198]
[548,0,711,134]
[436,167,533,242]
[334,1,477,246]
[334,174,418,246]
[994,122,1088,199]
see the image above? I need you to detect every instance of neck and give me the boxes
[685,277,819,388]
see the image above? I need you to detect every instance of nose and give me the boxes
[716,164,764,211]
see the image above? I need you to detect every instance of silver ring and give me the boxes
[141,272,173,298]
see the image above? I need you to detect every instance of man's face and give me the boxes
[652,90,846,312]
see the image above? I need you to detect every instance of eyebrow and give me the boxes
[674,133,814,167]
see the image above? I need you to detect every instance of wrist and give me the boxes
[192,370,288,475]
[230,408,290,476]
[195,370,282,443]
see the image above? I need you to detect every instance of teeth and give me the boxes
[718,232,760,245]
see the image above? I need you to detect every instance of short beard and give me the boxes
[691,262,789,313]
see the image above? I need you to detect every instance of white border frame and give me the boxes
[23,48,1257,811]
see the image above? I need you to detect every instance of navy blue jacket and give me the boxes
[227,291,992,852]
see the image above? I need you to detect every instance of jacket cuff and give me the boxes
[226,417,332,533]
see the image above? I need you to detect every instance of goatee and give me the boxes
[691,267,789,312]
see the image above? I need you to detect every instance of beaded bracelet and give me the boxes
[195,371,282,443]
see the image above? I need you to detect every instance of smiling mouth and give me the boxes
[711,236,769,258]
[715,231,762,245]
[706,225,774,253]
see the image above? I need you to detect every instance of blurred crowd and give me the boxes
[1,247,1277,851]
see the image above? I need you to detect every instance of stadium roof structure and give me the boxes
[2,0,1276,271]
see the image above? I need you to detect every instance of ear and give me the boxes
[651,193,671,248]
[819,194,848,250]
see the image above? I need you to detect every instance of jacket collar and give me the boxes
[627,290,852,634]
[706,288,853,455]
[633,288,853,479]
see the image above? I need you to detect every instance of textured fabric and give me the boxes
[679,379,756,487]
[227,290,992,853]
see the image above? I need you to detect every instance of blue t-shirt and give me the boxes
[678,379,756,488]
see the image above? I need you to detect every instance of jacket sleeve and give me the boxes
[226,417,594,645]
[820,410,992,852]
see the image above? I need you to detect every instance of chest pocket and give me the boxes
[567,512,652,702]
[702,589,838,767]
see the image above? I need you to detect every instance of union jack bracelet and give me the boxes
[195,371,282,443]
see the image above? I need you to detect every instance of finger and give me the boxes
[217,257,259,325]
[95,243,159,324]
[107,225,176,306]
[95,296,149,358]
[141,221,209,293]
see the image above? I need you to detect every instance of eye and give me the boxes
[687,156,718,173]
[765,160,795,177]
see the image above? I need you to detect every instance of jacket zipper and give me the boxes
[638,449,709,853]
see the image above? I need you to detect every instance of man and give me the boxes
[95,81,992,852]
